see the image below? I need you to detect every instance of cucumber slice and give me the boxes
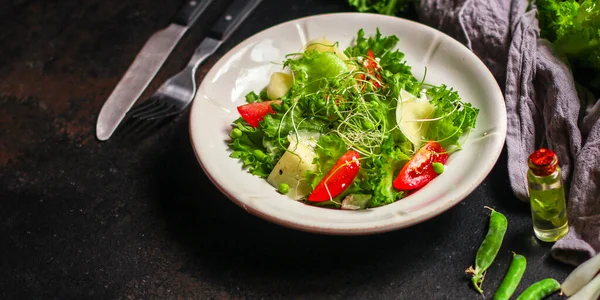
[267,132,320,200]
[305,38,350,62]
[305,38,355,72]
[266,72,293,100]
[396,89,436,147]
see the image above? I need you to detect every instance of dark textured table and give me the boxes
[0,0,574,299]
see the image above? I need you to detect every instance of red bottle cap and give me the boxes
[528,148,558,176]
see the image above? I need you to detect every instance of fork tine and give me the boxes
[124,117,168,141]
[136,118,165,138]
[148,109,182,120]
[132,102,167,119]
[129,98,159,116]
[136,104,176,120]
[117,117,158,141]
[115,114,145,138]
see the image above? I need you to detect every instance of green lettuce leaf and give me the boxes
[344,28,413,76]
[364,136,410,207]
[347,0,414,16]
[425,85,479,148]
[307,134,348,189]
[537,0,600,82]
[228,120,275,178]
[284,50,350,93]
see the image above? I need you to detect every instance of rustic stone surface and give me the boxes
[0,0,571,299]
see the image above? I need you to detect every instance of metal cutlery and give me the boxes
[96,0,215,141]
[126,0,263,128]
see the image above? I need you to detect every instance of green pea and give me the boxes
[466,208,508,293]
[230,128,243,139]
[332,78,341,87]
[259,90,268,100]
[317,98,327,108]
[245,91,259,103]
[253,149,266,161]
[368,93,380,102]
[432,162,445,174]
[362,120,374,130]
[277,183,289,194]
[493,253,527,300]
[516,278,560,300]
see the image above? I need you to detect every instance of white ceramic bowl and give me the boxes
[189,13,506,235]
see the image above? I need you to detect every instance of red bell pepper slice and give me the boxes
[365,49,378,69]
[357,49,382,89]
[393,141,448,191]
[308,150,361,202]
[236,100,281,128]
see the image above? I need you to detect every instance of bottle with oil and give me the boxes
[527,148,569,242]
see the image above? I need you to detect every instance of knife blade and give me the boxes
[96,0,214,141]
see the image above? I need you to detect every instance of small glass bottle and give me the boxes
[527,148,569,242]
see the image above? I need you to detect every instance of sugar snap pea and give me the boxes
[466,207,508,293]
[493,253,527,300]
[516,278,560,300]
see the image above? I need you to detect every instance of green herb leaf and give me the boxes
[228,119,274,178]
[347,0,414,16]
[537,0,600,85]
[284,50,350,93]
[425,85,479,148]
[307,134,348,189]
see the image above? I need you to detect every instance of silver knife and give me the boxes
[96,0,214,141]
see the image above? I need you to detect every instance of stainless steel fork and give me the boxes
[129,37,221,120]
[127,0,262,123]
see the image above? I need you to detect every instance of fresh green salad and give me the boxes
[228,29,479,209]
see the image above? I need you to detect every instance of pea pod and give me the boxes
[493,253,527,300]
[466,208,508,293]
[516,278,560,300]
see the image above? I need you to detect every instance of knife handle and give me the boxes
[173,0,214,26]
[209,0,263,41]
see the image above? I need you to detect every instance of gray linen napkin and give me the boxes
[416,0,600,265]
